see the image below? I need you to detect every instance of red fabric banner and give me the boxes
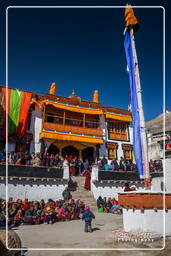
[2,88,11,137]
[17,91,32,138]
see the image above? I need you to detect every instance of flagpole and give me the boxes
[129,27,150,186]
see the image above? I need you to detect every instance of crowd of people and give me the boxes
[149,159,163,172]
[0,151,163,174]
[96,196,122,214]
[96,183,136,215]
[0,196,87,227]
[96,156,137,172]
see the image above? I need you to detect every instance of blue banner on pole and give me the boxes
[124,30,144,178]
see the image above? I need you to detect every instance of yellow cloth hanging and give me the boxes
[105,112,132,122]
[40,131,103,144]
[125,7,138,28]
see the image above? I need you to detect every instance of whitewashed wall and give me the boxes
[91,182,145,201]
[0,181,68,202]
[151,177,164,191]
[122,208,171,236]
[165,158,171,192]
[29,105,42,153]
[151,158,171,192]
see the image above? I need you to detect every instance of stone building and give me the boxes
[146,111,171,160]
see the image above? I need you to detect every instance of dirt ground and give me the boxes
[11,177,171,256]
[13,212,171,256]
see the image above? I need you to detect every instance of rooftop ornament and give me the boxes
[93,90,99,103]
[49,82,56,95]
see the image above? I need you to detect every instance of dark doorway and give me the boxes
[47,144,59,155]
[62,146,79,158]
[82,147,94,164]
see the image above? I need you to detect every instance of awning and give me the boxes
[32,99,103,115]
[105,112,132,122]
[40,129,103,144]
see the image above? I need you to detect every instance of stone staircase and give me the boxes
[68,176,97,211]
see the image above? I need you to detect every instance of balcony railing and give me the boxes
[43,122,103,137]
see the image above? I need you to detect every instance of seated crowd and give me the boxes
[96,183,136,214]
[0,197,86,227]
[96,196,122,214]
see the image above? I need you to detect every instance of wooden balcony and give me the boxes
[43,122,103,137]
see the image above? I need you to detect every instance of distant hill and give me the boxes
[146,111,171,134]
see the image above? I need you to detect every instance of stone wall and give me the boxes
[91,181,145,200]
[0,165,64,179]
[91,167,145,200]
[0,180,67,201]
[0,164,70,201]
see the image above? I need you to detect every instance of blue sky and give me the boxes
[0,0,170,121]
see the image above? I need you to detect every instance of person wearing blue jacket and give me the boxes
[82,205,95,232]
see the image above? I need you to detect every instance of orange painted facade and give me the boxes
[118,193,171,209]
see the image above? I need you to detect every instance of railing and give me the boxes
[43,122,103,136]
[108,132,128,141]
[44,113,101,129]
[0,164,64,179]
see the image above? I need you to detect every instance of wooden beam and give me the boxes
[63,111,66,125]
[83,113,85,127]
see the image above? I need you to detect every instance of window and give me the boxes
[107,143,118,160]
[46,113,55,123]
[122,144,133,160]
[108,121,129,141]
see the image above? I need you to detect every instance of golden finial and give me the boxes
[93,90,99,103]
[125,6,138,29]
[71,88,75,96]
[49,82,56,95]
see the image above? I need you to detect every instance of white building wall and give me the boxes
[151,158,171,192]
[91,182,145,201]
[147,133,163,160]
[0,181,67,202]
[151,177,164,191]
[122,208,171,236]
[29,105,42,153]
[165,158,171,192]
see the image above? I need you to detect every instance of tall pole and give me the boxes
[130,27,150,185]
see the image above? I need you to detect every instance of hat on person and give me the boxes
[84,205,90,211]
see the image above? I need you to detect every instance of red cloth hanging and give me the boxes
[17,92,32,138]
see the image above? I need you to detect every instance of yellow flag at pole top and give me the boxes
[125,7,139,28]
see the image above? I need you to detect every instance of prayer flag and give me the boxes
[124,30,144,178]
[1,88,32,138]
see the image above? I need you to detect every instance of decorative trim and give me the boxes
[105,112,132,122]
[0,176,67,182]
[40,129,103,144]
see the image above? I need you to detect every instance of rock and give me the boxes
[0,230,22,256]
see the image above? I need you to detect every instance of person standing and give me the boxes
[101,156,107,169]
[119,157,126,171]
[84,169,91,190]
[82,205,95,232]
[62,187,72,201]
